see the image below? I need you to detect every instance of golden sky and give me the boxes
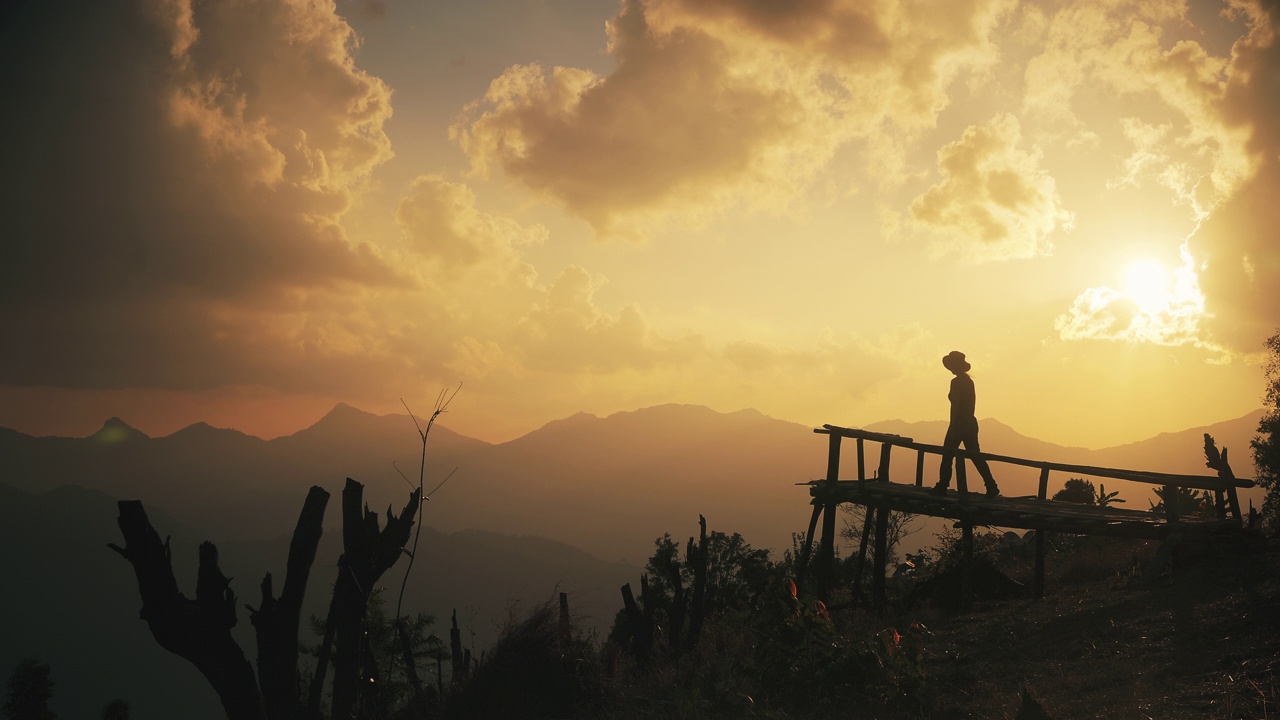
[1,0,1276,448]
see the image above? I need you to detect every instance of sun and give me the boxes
[1122,258,1173,309]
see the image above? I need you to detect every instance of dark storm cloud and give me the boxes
[0,0,398,390]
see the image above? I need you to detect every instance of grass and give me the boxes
[424,531,1279,719]
[575,532,1280,720]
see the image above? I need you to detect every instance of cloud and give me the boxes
[510,267,706,374]
[0,0,398,390]
[1054,244,1214,350]
[1049,0,1280,355]
[397,175,546,270]
[1023,0,1253,215]
[909,114,1071,261]
[1190,0,1280,354]
[452,0,1015,235]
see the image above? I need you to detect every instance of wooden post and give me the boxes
[1163,485,1180,523]
[1035,466,1049,599]
[856,438,866,481]
[852,507,873,603]
[1227,487,1242,521]
[796,502,822,588]
[826,433,842,483]
[915,449,925,487]
[956,458,969,501]
[960,522,974,608]
[877,442,892,481]
[817,501,837,602]
[873,505,889,614]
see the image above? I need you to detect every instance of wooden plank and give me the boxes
[1038,467,1049,500]
[857,438,866,481]
[915,449,925,487]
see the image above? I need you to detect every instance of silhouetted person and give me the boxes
[930,351,999,497]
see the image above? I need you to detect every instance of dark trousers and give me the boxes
[938,418,997,489]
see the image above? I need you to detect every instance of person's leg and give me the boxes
[961,428,999,493]
[936,424,961,489]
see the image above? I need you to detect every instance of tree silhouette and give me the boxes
[111,480,420,720]
[3,659,56,720]
[1052,478,1097,505]
[1252,328,1280,534]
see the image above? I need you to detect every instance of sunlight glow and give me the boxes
[1057,245,1210,350]
[1122,258,1173,310]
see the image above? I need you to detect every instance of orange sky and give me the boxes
[1,0,1277,448]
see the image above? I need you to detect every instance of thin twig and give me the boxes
[390,383,461,685]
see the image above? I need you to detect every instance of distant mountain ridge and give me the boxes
[0,402,1265,557]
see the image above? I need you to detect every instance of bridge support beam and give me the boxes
[816,501,836,601]
[852,508,872,603]
[795,502,822,589]
[872,504,888,614]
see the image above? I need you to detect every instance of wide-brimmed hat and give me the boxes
[942,351,971,373]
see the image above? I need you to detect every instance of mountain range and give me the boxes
[0,403,1266,718]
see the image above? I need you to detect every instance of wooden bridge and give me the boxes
[795,424,1255,608]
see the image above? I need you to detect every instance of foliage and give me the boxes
[100,701,129,720]
[750,577,926,707]
[445,599,600,720]
[839,505,918,570]
[1096,483,1124,507]
[1053,478,1124,507]
[1053,478,1097,504]
[3,659,56,720]
[307,589,446,718]
[1148,485,1212,517]
[641,529,773,618]
[1252,328,1280,534]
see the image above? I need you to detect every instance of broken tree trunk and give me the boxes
[620,583,650,667]
[1203,433,1243,521]
[686,515,709,646]
[109,503,266,720]
[250,485,330,720]
[330,478,423,720]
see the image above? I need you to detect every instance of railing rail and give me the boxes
[816,424,1254,491]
